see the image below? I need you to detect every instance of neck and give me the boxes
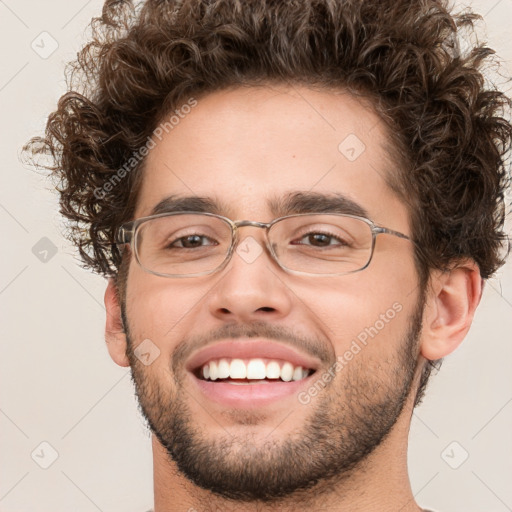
[152,398,422,512]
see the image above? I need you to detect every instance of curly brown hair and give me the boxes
[24,0,511,401]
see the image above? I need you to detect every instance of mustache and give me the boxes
[171,320,333,375]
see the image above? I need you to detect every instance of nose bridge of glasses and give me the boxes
[231,219,272,245]
[229,219,277,260]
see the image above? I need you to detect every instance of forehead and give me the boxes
[135,85,407,229]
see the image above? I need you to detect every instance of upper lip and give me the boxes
[185,339,322,373]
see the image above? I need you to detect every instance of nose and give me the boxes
[206,230,294,323]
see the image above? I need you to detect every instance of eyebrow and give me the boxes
[149,191,369,219]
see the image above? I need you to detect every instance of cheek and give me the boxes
[125,269,205,352]
[292,257,417,356]
[318,290,408,353]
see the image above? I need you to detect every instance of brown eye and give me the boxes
[291,231,349,247]
[168,235,217,249]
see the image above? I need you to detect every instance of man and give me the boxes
[26,0,511,510]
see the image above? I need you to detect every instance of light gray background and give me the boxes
[0,1,511,511]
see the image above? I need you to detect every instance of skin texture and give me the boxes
[104,85,482,512]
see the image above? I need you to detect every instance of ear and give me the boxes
[104,277,130,367]
[420,261,483,360]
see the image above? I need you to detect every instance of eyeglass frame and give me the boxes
[115,210,412,278]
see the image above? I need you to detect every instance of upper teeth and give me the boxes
[201,358,311,382]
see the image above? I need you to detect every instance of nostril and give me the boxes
[258,307,274,312]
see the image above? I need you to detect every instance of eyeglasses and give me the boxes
[115,211,412,278]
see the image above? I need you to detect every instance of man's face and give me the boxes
[121,85,424,501]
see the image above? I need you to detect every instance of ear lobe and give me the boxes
[104,277,130,367]
[420,262,483,361]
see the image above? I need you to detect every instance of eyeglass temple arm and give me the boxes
[374,226,411,241]
[116,223,134,244]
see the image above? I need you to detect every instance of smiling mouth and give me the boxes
[192,357,316,384]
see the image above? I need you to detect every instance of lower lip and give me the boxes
[189,373,315,408]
